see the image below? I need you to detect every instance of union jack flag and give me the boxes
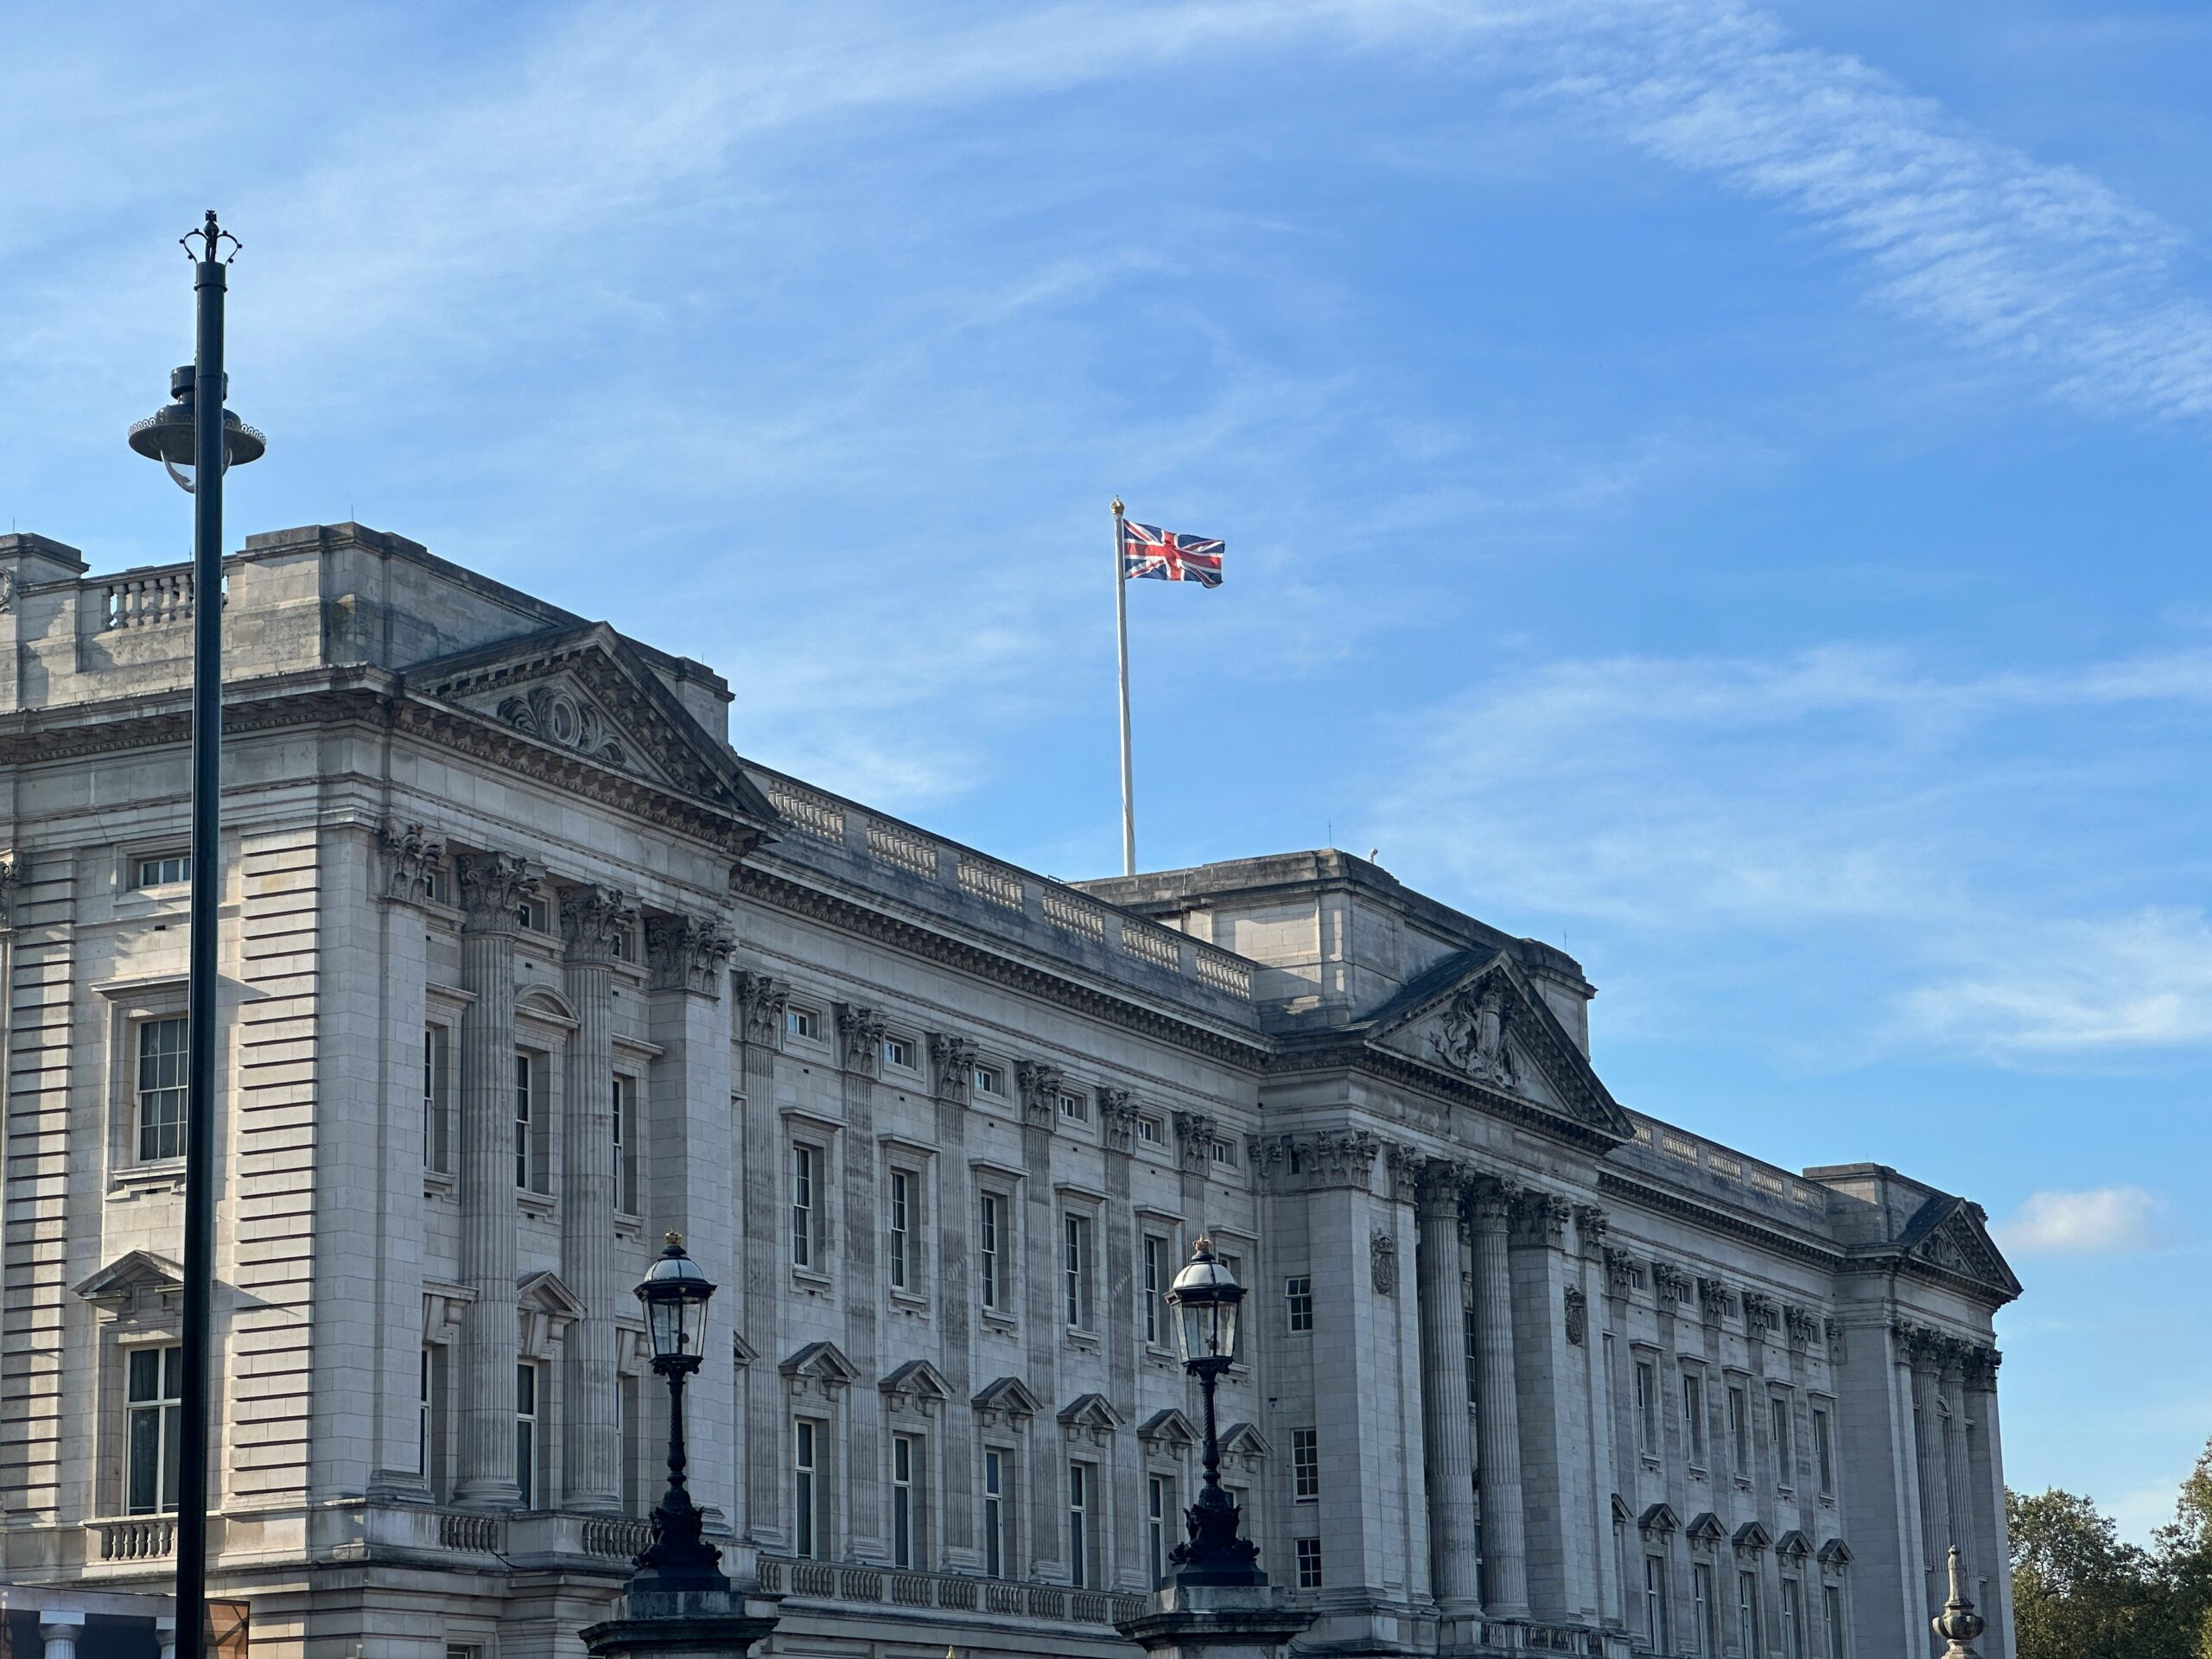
[1119,518,1224,588]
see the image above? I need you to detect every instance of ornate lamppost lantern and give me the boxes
[1164,1236,1263,1586]
[629,1233,728,1593]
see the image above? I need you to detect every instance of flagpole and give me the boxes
[1112,497,1136,877]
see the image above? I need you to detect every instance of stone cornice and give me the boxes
[1266,1038,1631,1154]
[1595,1170,1843,1273]
[730,863,1270,1070]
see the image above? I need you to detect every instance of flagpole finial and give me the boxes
[1110,498,1123,517]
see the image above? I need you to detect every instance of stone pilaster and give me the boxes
[836,1001,886,1560]
[1413,1159,1479,1622]
[1573,1205,1618,1630]
[454,850,539,1508]
[1939,1347,1974,1595]
[1469,1177,1531,1619]
[1906,1329,1949,1624]
[560,882,638,1514]
[1963,1349,2012,1659]
[1016,1058,1065,1577]
[1508,1185,1592,1623]
[734,969,790,1547]
[1103,1087,1143,1591]
[931,1035,979,1567]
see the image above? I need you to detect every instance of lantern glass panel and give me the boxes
[1216,1293,1240,1364]
[646,1294,685,1358]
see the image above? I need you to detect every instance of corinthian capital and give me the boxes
[647,913,736,997]
[928,1033,977,1103]
[558,883,639,963]
[734,969,791,1044]
[379,823,447,906]
[459,849,542,932]
[836,1002,887,1077]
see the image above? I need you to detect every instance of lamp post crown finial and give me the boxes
[182,211,241,264]
[665,1230,683,1251]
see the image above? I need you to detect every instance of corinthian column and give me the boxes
[1414,1160,1481,1620]
[1939,1344,1974,1589]
[454,850,540,1508]
[1470,1178,1531,1619]
[1905,1328,1949,1614]
[560,882,637,1514]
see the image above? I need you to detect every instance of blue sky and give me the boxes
[7,0,2210,1538]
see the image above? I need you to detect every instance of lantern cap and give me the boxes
[636,1231,716,1300]
[1170,1235,1243,1300]
[126,364,266,469]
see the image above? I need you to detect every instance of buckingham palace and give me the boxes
[0,522,2019,1658]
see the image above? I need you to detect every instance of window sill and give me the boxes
[1144,1343,1178,1363]
[423,1170,457,1198]
[791,1267,834,1294]
[981,1312,1019,1337]
[1777,1486,1796,1501]
[1640,1454,1662,1473]
[1064,1329,1101,1353]
[614,1211,644,1239]
[1732,1477,1754,1494]
[518,1192,556,1219]
[888,1288,931,1314]
[109,1160,187,1198]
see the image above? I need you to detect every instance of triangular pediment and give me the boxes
[1777,1529,1812,1562]
[517,1269,587,1319]
[1057,1392,1124,1432]
[1817,1538,1853,1567]
[1639,1503,1681,1535]
[1688,1512,1728,1545]
[971,1376,1042,1420]
[1363,950,1633,1142]
[1137,1408,1198,1452]
[1898,1197,2021,1304]
[780,1340,860,1384]
[408,623,778,825]
[880,1358,952,1404]
[1733,1521,1772,1552]
[73,1249,183,1310]
[1219,1422,1272,1459]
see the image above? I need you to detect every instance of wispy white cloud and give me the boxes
[1994,1186,2177,1256]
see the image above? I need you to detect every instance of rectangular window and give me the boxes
[1683,1371,1707,1465]
[1783,1579,1806,1659]
[1058,1090,1087,1122]
[785,1007,815,1040]
[1739,1570,1763,1659]
[1143,1236,1166,1345]
[1296,1536,1324,1591]
[1824,1585,1847,1659]
[518,895,549,931]
[979,1192,1005,1311]
[984,1448,1009,1580]
[136,1016,188,1162]
[888,1170,912,1290]
[612,1075,639,1214]
[619,1373,641,1515]
[1729,1384,1750,1473]
[513,1052,535,1191]
[1694,1562,1718,1657]
[1137,1115,1161,1144]
[883,1035,913,1070]
[791,1145,817,1268]
[1064,1214,1095,1331]
[892,1433,918,1568]
[419,1347,434,1484]
[423,1026,451,1173]
[1813,1407,1834,1496]
[1148,1473,1171,1585]
[1068,1461,1094,1588]
[1292,1427,1319,1500]
[1772,1395,1795,1488]
[1636,1360,1659,1455]
[1645,1556,1670,1650]
[973,1064,1004,1097]
[794,1420,820,1557]
[1464,1302,1479,1401]
[1210,1138,1236,1166]
[515,1362,540,1509]
[126,1345,182,1515]
[1286,1274,1314,1333]
[133,853,189,889]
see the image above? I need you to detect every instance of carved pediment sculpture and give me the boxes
[498,682,631,770]
[1432,977,1518,1088]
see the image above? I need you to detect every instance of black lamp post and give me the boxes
[629,1232,729,1593]
[125,211,264,1659]
[1164,1236,1264,1586]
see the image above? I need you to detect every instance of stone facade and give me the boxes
[0,525,2020,1659]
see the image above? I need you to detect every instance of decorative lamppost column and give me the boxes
[1117,1238,1310,1659]
[582,1234,779,1659]
[125,211,266,1659]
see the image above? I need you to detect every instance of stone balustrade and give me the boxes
[753,1554,1146,1630]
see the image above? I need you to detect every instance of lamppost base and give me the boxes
[580,1588,779,1658]
[1116,1580,1313,1659]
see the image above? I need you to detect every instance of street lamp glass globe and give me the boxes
[634,1231,716,1361]
[1166,1236,1243,1366]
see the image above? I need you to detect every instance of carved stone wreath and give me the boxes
[498,685,629,770]
[1370,1230,1398,1296]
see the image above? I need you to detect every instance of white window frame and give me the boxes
[1728,1382,1751,1475]
[791,1142,823,1271]
[1143,1236,1167,1346]
[1812,1403,1835,1497]
[1058,1089,1087,1122]
[883,1034,914,1071]
[131,851,190,891]
[1739,1568,1763,1659]
[1063,1211,1096,1332]
[613,1072,640,1216]
[1782,1577,1805,1659]
[516,1360,543,1509]
[979,1190,1007,1313]
[785,1006,817,1042]
[1645,1554,1670,1650]
[135,1014,189,1165]
[1291,1427,1319,1501]
[891,1432,921,1569]
[423,1025,453,1175]
[973,1063,1005,1098]
[1694,1560,1718,1656]
[1683,1368,1707,1466]
[1067,1459,1096,1589]
[1824,1583,1848,1659]
[1286,1274,1313,1333]
[125,1343,183,1516]
[887,1168,914,1291]
[1635,1358,1659,1458]
[983,1446,1012,1580]
[1771,1391,1796,1491]
[513,1050,548,1193]
[1136,1115,1161,1145]
[794,1418,823,1558]
[1147,1472,1173,1584]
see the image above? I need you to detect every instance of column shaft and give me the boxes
[561,885,633,1513]
[1471,1182,1531,1619]
[454,853,536,1509]
[1415,1166,1480,1617]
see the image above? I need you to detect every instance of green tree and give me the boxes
[2007,1486,2167,1659]
[2152,1440,2212,1659]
